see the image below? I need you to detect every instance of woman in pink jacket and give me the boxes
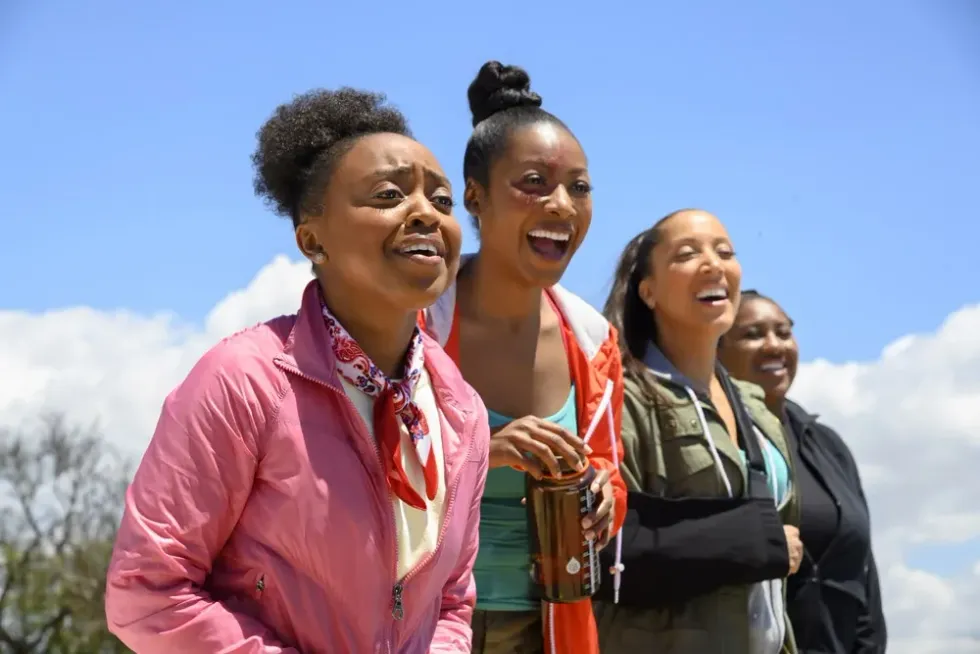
[105,88,491,653]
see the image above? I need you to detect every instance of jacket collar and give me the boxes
[276,280,472,417]
[273,281,477,496]
[276,280,343,390]
[642,342,729,401]
[785,398,819,428]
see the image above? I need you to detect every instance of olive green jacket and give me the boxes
[595,364,800,654]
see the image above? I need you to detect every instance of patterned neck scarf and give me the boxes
[322,301,437,510]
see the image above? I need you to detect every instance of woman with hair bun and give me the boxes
[105,88,490,653]
[421,60,627,654]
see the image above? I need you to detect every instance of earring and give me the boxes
[311,252,326,264]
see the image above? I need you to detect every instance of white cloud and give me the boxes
[0,255,311,453]
[1,256,978,650]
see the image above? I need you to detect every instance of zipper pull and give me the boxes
[391,583,404,620]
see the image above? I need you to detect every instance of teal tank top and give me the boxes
[475,386,578,611]
[739,435,791,507]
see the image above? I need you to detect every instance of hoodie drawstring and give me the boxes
[684,387,734,498]
[582,380,623,603]
[685,386,787,654]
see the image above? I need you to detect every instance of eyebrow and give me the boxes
[367,164,451,189]
[673,236,732,248]
[742,317,796,329]
[519,159,589,176]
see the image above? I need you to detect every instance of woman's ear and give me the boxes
[463,179,483,218]
[295,223,326,263]
[637,277,657,311]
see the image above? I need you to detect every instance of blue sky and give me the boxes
[1,0,977,362]
[3,4,980,640]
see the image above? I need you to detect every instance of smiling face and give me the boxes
[295,132,462,312]
[637,210,742,338]
[721,295,799,407]
[465,122,592,287]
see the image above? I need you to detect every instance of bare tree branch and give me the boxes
[0,413,133,653]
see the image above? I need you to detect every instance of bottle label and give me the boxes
[526,471,602,601]
[580,486,598,593]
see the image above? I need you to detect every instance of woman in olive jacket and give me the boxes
[594,210,802,654]
[719,290,887,654]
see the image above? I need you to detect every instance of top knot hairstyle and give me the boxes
[467,61,543,127]
[252,88,411,227]
[463,61,571,190]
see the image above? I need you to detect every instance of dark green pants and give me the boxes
[471,609,543,654]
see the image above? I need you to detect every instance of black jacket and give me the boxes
[783,400,887,654]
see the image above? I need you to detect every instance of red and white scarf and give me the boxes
[322,302,437,510]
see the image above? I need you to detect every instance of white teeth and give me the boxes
[696,288,727,300]
[760,361,785,372]
[402,243,438,256]
[528,229,571,242]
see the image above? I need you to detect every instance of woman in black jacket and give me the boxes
[719,290,887,653]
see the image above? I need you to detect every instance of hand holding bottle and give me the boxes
[489,416,591,479]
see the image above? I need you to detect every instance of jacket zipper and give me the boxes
[796,430,844,566]
[278,361,477,651]
[400,425,475,589]
[276,362,400,649]
[389,409,477,639]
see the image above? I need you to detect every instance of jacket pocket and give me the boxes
[246,569,267,602]
[241,569,300,648]
[659,433,724,497]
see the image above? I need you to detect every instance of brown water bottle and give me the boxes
[526,459,600,603]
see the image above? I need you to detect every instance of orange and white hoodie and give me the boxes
[422,278,627,654]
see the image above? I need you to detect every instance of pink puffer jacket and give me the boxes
[105,280,490,653]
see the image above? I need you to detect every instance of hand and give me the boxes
[489,415,592,479]
[582,469,615,551]
[784,525,803,575]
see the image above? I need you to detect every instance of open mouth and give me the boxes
[695,287,729,305]
[527,229,572,262]
[395,239,445,266]
[759,360,787,375]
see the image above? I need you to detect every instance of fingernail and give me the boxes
[585,445,593,454]
[585,531,595,542]
[582,518,592,529]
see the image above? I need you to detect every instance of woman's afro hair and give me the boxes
[252,88,411,226]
